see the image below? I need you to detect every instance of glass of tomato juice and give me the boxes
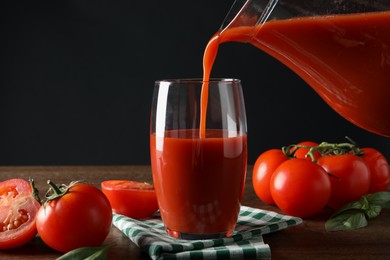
[150,79,248,239]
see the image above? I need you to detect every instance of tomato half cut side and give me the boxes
[101,180,159,219]
[0,178,41,249]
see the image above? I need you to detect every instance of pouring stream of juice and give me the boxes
[201,10,390,137]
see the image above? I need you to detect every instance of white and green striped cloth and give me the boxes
[112,205,302,259]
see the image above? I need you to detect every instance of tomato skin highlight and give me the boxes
[36,183,112,253]
[317,154,371,209]
[270,159,331,218]
[0,179,41,249]
[361,148,390,193]
[252,149,288,204]
[101,180,159,219]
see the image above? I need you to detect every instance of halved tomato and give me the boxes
[0,178,41,249]
[101,180,159,219]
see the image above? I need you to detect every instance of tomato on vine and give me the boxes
[270,159,331,218]
[317,154,371,210]
[252,137,389,218]
[252,149,288,204]
[292,141,321,161]
[361,147,390,193]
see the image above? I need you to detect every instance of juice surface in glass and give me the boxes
[204,11,390,136]
[150,129,247,237]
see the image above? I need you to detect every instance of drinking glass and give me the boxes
[150,79,247,239]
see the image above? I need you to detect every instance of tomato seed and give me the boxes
[13,220,20,228]
[1,209,29,232]
[0,186,19,199]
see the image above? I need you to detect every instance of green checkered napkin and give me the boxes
[112,205,302,259]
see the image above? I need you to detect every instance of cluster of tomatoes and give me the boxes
[252,141,390,218]
[0,178,159,253]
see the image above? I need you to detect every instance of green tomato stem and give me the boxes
[29,177,42,204]
[45,180,84,202]
[47,180,63,196]
[282,137,364,163]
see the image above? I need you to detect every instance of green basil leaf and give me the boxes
[365,204,382,220]
[325,210,368,232]
[365,192,390,206]
[331,200,363,218]
[57,244,112,260]
[359,196,370,211]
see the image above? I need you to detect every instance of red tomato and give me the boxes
[270,159,331,218]
[252,149,288,204]
[361,148,390,193]
[36,182,112,253]
[0,178,41,249]
[293,141,321,161]
[317,154,371,209]
[101,180,159,219]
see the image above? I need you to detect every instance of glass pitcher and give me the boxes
[216,0,390,137]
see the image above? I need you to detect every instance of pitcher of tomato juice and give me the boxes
[205,0,390,136]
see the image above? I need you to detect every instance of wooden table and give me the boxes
[0,166,388,259]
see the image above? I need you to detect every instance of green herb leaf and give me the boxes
[365,191,390,206]
[56,244,112,260]
[325,210,368,232]
[359,196,370,211]
[365,204,382,220]
[326,191,390,232]
[330,200,363,218]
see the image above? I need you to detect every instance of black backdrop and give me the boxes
[1,0,389,165]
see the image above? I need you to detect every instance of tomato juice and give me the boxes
[203,11,390,136]
[150,129,247,237]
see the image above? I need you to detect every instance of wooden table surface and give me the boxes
[0,166,388,259]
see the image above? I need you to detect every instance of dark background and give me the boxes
[1,0,389,165]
